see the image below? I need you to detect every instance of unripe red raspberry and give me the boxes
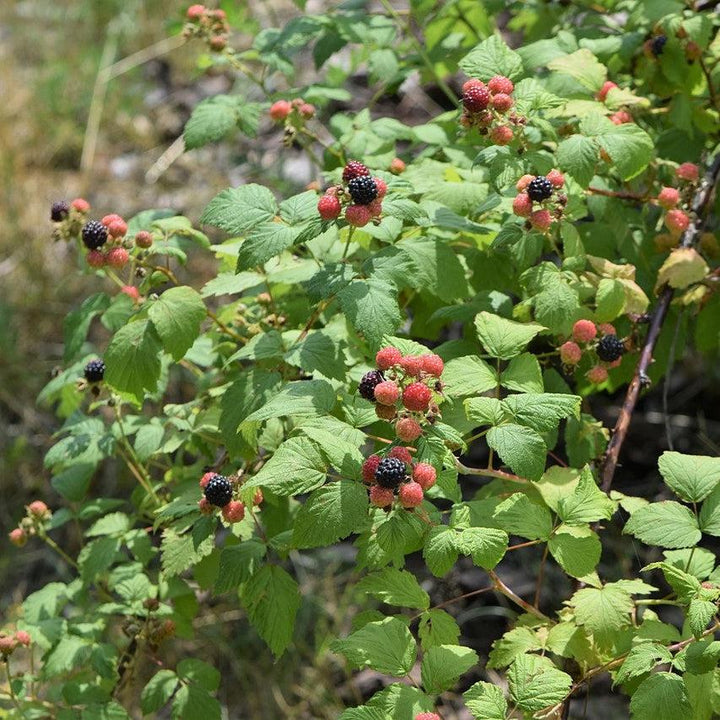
[0,636,17,656]
[665,209,690,235]
[390,157,406,174]
[546,169,565,188]
[403,382,432,412]
[28,501,50,519]
[212,8,226,20]
[399,481,424,508]
[488,76,514,95]
[269,100,292,121]
[186,4,206,20]
[513,193,533,217]
[71,198,90,212]
[376,346,402,370]
[415,713,441,720]
[107,219,127,238]
[370,485,395,508]
[529,209,552,231]
[362,455,382,483]
[222,500,245,523]
[373,177,388,198]
[374,381,400,405]
[516,174,534,191]
[209,35,228,51]
[15,631,31,647]
[367,199,383,218]
[413,463,437,490]
[572,319,597,343]
[676,162,699,182]
[199,471,215,488]
[461,78,484,94]
[345,204,372,227]
[657,187,680,209]
[491,93,513,112]
[9,528,27,547]
[587,365,609,384]
[253,489,264,505]
[198,497,214,515]
[86,250,105,268]
[135,230,153,248]
[490,125,513,145]
[597,323,616,336]
[420,354,444,377]
[299,103,315,119]
[376,404,397,421]
[399,355,423,377]
[462,85,491,112]
[610,110,633,125]
[597,81,617,102]
[101,214,123,228]
[121,285,140,302]
[559,341,582,365]
[106,247,129,269]
[317,194,342,220]
[396,417,423,442]
[389,446,413,464]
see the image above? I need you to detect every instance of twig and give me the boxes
[601,154,720,491]
[699,56,719,111]
[455,458,528,484]
[488,570,553,622]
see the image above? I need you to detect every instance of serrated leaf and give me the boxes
[502,393,581,433]
[215,540,266,593]
[459,34,524,80]
[656,249,709,292]
[501,353,543,393]
[658,452,720,504]
[557,467,615,525]
[549,525,601,578]
[421,644,478,693]
[507,654,572,713]
[184,95,241,150]
[557,134,598,187]
[488,626,543,669]
[629,672,693,720]
[200,184,278,235]
[171,684,220,720]
[569,584,634,647]
[443,356,498,397]
[493,493,553,540]
[236,222,298,270]
[357,568,430,610]
[141,670,178,714]
[486,423,547,480]
[548,49,606,90]
[474,312,545,360]
[699,484,720,536]
[244,379,336,423]
[418,610,460,651]
[464,681,507,720]
[148,287,206,361]
[614,644,672,686]
[625,501,701,548]
[339,277,403,350]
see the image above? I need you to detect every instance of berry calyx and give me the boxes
[374,381,400,406]
[546,169,565,188]
[597,81,618,102]
[358,370,385,401]
[488,76,514,95]
[665,209,690,235]
[51,201,69,222]
[222,501,246,523]
[676,163,699,182]
[362,455,382,483]
[388,446,413,465]
[572,319,597,343]
[370,485,395,508]
[345,204,372,227]
[559,341,582,366]
[529,209,552,231]
[490,125,513,145]
[462,84,491,112]
[420,354,444,377]
[374,457,407,489]
[657,187,680,209]
[512,193,533,218]
[348,176,378,205]
[587,365,609,384]
[86,250,105,268]
[526,176,554,202]
[317,194,342,220]
[204,474,233,507]
[82,220,108,250]
[342,160,370,182]
[106,247,129,269]
[84,359,105,383]
[399,481,424,508]
[395,417,423,442]
[376,346,402,370]
[596,334,624,362]
[402,382,432,412]
[269,100,292,121]
[413,463,437,490]
[399,355,423,377]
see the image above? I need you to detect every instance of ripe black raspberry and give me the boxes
[596,335,624,362]
[348,176,378,206]
[82,220,108,250]
[374,457,407,489]
[84,359,105,383]
[204,474,233,507]
[651,35,667,56]
[342,160,370,182]
[526,176,554,202]
[51,201,69,222]
[358,370,385,401]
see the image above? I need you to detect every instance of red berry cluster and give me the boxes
[0,629,32,658]
[183,5,229,51]
[460,76,525,145]
[513,171,566,232]
[316,160,388,228]
[269,97,316,124]
[197,471,263,523]
[653,166,698,251]
[8,501,52,548]
[596,81,634,125]
[560,320,624,385]
[362,450,438,510]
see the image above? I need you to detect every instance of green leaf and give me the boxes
[141,670,178,714]
[200,184,278,235]
[52,463,94,502]
[699,484,720,536]
[184,95,241,149]
[148,287,206,361]
[443,356,498,397]
[486,424,547,481]
[465,397,505,426]
[241,565,301,658]
[63,293,110,362]
[474,312,545,360]
[507,654,572,713]
[177,658,220,692]
[501,353,543,393]
[643,562,700,602]
[161,528,214,577]
[629,673,693,720]
[549,525,601,579]
[493,493,553,540]
[214,540,266,593]
[581,116,654,181]
[421,644,478,693]
[104,320,163,401]
[236,222,298,270]
[423,527,459,577]
[293,480,369,548]
[502,393,581,433]
[339,277,403,350]
[455,527,508,570]
[569,584,634,647]
[688,598,717,638]
[534,281,579,335]
[614,643,672,686]
[459,34,524,80]
[685,639,720,675]
[548,49,606,90]
[398,237,467,302]
[658,452,720,504]
[78,536,119,582]
[418,609,460,651]
[366,684,434,719]
[171,684,221,720]
[43,636,92,677]
[332,618,417,676]
[557,467,615,525]
[284,330,346,380]
[488,626,543,669]
[624,501,701,549]
[339,708,389,720]
[357,568,430,610]
[557,134,598,187]
[595,278,626,322]
[244,380,336,423]
[464,681,508,720]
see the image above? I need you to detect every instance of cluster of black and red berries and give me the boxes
[184,5,229,51]
[559,320,625,385]
[460,76,525,145]
[316,160,388,228]
[512,171,566,231]
[8,501,52,549]
[653,164,700,252]
[198,472,263,523]
[359,346,445,443]
[362,446,438,510]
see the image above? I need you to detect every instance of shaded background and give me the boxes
[2,1,720,718]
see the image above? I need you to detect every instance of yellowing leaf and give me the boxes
[656,248,709,292]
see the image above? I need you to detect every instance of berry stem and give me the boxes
[488,570,553,623]
[455,458,528,484]
[206,308,247,344]
[40,533,79,570]
[342,226,356,260]
[3,658,27,719]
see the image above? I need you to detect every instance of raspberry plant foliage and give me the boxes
[6,3,720,719]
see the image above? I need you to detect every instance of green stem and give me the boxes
[342,227,356,260]
[4,659,27,719]
[41,534,79,570]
